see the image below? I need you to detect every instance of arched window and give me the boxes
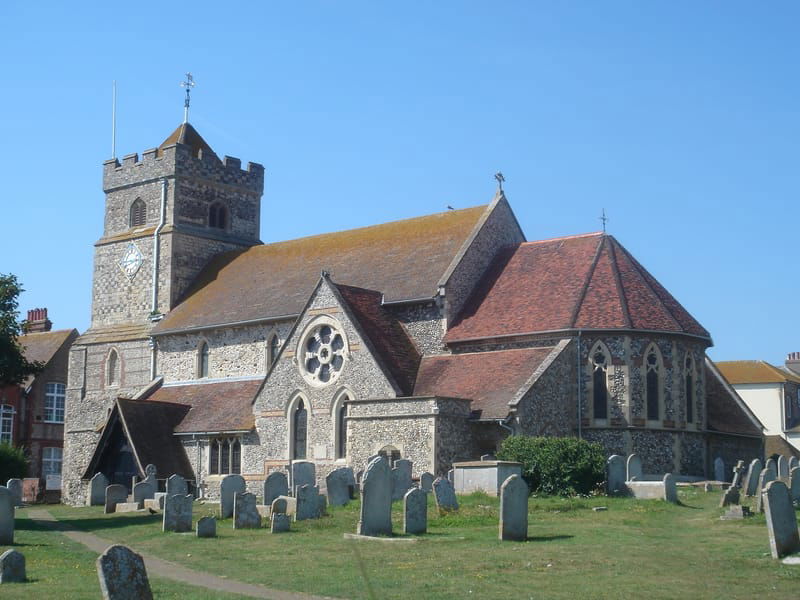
[231,439,241,473]
[221,439,230,472]
[107,349,119,387]
[292,399,308,460]
[685,355,694,424]
[209,203,228,230]
[129,198,146,227]
[210,439,220,474]
[198,342,209,378]
[645,347,662,421]
[591,347,609,420]
[268,334,280,367]
[336,398,348,459]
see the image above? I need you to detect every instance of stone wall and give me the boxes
[707,433,763,481]
[388,302,445,356]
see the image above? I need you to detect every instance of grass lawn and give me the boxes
[2,487,799,599]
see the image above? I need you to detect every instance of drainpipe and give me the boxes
[151,178,167,315]
[577,330,582,439]
[497,417,514,436]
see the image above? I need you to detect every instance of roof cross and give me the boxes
[494,172,505,192]
[599,208,609,233]
[181,73,195,123]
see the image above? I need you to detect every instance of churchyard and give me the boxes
[0,484,798,598]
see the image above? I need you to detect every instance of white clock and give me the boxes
[118,242,144,280]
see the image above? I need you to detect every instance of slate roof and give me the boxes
[143,379,261,433]
[715,361,800,385]
[154,204,488,334]
[19,328,78,386]
[705,359,763,437]
[159,122,217,159]
[413,347,556,419]
[445,233,710,343]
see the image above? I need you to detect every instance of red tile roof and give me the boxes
[413,347,555,419]
[445,233,710,343]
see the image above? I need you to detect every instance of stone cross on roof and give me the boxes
[494,172,505,191]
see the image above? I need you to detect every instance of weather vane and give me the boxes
[599,208,609,233]
[181,73,195,123]
[494,172,505,192]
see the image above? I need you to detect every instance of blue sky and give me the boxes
[1,2,797,364]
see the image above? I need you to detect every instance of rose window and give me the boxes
[302,323,345,385]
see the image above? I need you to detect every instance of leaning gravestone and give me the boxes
[271,496,288,514]
[420,472,434,492]
[357,455,392,536]
[162,494,193,533]
[744,458,763,497]
[719,486,740,508]
[326,467,355,507]
[89,473,110,506]
[196,516,216,538]
[290,460,316,493]
[295,484,319,521]
[104,484,127,514]
[777,455,789,480]
[790,467,800,504]
[391,459,413,501]
[663,474,678,503]
[403,487,427,535]
[166,474,188,497]
[96,544,153,600]
[763,480,800,559]
[220,474,246,519]
[626,454,643,481]
[233,492,261,529]
[765,458,778,478]
[755,468,776,513]
[0,487,13,545]
[263,472,288,507]
[433,477,459,514]
[0,549,25,583]
[132,481,154,505]
[731,460,746,489]
[499,474,529,541]
[713,457,725,482]
[6,479,22,508]
[606,455,626,496]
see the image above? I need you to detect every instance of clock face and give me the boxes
[118,242,144,280]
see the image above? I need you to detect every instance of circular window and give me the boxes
[299,319,347,386]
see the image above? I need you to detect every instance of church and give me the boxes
[61,119,762,505]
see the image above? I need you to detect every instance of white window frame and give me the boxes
[0,404,14,443]
[42,447,63,475]
[44,382,66,423]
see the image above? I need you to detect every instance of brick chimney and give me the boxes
[25,308,52,333]
[786,352,800,376]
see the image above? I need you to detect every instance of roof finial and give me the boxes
[599,208,609,233]
[494,171,505,192]
[181,73,195,124]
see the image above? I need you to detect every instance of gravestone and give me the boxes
[606,455,626,495]
[166,474,187,497]
[290,460,316,493]
[196,516,216,538]
[318,494,328,516]
[233,492,261,529]
[790,456,799,472]
[391,459,413,501]
[713,457,725,482]
[144,464,157,478]
[326,467,355,507]
[790,467,800,504]
[731,460,746,489]
[420,472,434,492]
[663,474,677,503]
[403,487,427,535]
[294,484,320,521]
[765,458,778,478]
[777,455,789,479]
[0,549,25,583]
[447,469,454,484]
[220,474,246,519]
[263,472,288,507]
[96,544,153,600]
[357,455,392,536]
[433,477,459,514]
[104,484,127,514]
[763,480,800,559]
[274,495,296,516]
[744,458,762,496]
[719,486,740,508]
[0,487,13,545]
[162,494,193,533]
[6,479,22,508]
[481,454,495,461]
[132,481,154,505]
[755,468,776,513]
[89,473,110,506]
[499,474,529,541]
[271,513,291,533]
[626,454,643,481]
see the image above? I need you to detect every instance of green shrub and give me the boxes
[496,436,605,496]
[0,442,27,482]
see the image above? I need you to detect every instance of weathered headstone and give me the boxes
[294,484,320,521]
[0,549,25,583]
[790,467,800,504]
[357,455,392,536]
[420,472,434,492]
[763,480,800,559]
[731,460,746,489]
[744,458,762,497]
[274,495,296,516]
[271,512,291,533]
[447,469,454,484]
[663,473,677,503]
[162,494,193,533]
[96,544,153,600]
[499,474,529,541]
[263,471,288,507]
[755,468,776,513]
[391,459,413,501]
[433,477,459,514]
[219,474,246,519]
[0,488,13,545]
[719,486,740,508]
[318,493,328,516]
[290,460,316,493]
[720,505,747,520]
[606,455,626,495]
[166,474,187,497]
[789,456,799,472]
[196,516,216,538]
[233,492,261,529]
[88,473,110,506]
[777,455,789,480]
[6,479,22,508]
[104,484,127,514]
[765,458,778,478]
[142,464,157,490]
[626,454,643,481]
[132,481,154,505]
[403,487,427,535]
[713,457,725,482]
[326,467,356,507]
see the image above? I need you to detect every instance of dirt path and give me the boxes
[27,509,336,600]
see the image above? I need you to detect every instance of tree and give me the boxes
[0,273,43,385]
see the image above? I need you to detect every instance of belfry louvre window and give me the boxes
[209,203,228,229]
[129,198,146,227]
[209,438,241,475]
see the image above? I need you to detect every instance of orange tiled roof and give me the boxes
[715,361,800,385]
